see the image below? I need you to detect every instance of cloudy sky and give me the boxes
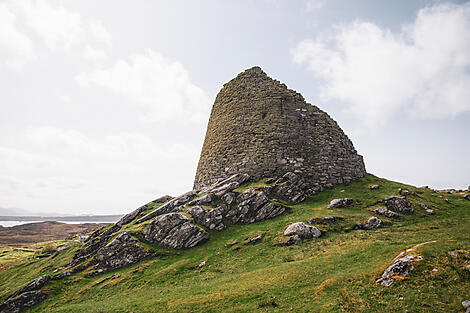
[1,0,469,215]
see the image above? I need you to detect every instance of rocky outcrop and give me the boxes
[136,191,196,224]
[0,291,46,313]
[0,275,51,313]
[144,213,209,249]
[363,216,383,230]
[94,232,150,273]
[8,275,50,299]
[187,194,214,206]
[327,198,353,209]
[384,196,413,213]
[272,172,306,203]
[71,224,122,266]
[371,207,399,218]
[199,173,250,196]
[225,188,286,224]
[377,254,422,286]
[186,205,226,231]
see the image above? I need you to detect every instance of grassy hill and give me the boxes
[1,174,469,312]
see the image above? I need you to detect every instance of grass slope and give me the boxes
[0,174,469,312]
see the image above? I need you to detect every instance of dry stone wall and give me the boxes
[194,66,366,195]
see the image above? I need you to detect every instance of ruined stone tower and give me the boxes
[194,66,366,194]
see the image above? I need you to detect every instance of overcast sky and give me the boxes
[1,0,469,215]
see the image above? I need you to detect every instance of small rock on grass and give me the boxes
[371,207,399,218]
[377,254,422,286]
[363,217,383,230]
[327,198,353,209]
[369,185,380,190]
[462,300,470,313]
[244,235,263,245]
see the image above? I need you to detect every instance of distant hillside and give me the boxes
[0,221,108,246]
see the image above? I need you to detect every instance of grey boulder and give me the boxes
[284,222,321,239]
[376,254,422,286]
[384,196,413,213]
[144,213,209,249]
[371,207,399,218]
[463,300,470,313]
[363,216,383,230]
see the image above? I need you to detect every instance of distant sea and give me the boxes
[0,215,123,227]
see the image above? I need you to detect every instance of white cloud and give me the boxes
[89,20,112,45]
[0,127,200,214]
[293,3,470,128]
[306,0,323,12]
[76,49,211,123]
[13,0,111,51]
[83,45,107,61]
[0,3,34,70]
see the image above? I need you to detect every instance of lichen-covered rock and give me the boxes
[376,254,422,286]
[0,291,46,313]
[187,194,214,206]
[221,192,236,205]
[327,198,353,209]
[199,173,250,196]
[117,205,147,226]
[117,195,175,226]
[272,172,306,203]
[71,224,122,266]
[371,207,399,218]
[384,196,414,213]
[186,205,226,231]
[284,222,321,239]
[226,189,285,224]
[94,232,150,271]
[136,191,196,224]
[193,66,366,195]
[363,216,383,230]
[144,213,209,249]
[8,275,50,299]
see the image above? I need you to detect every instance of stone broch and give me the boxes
[194,66,366,195]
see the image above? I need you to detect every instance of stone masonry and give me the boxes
[194,66,366,195]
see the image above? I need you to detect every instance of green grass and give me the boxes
[0,174,469,312]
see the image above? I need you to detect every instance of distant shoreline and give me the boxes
[0,215,123,222]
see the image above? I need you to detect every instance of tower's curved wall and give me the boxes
[194,67,366,193]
